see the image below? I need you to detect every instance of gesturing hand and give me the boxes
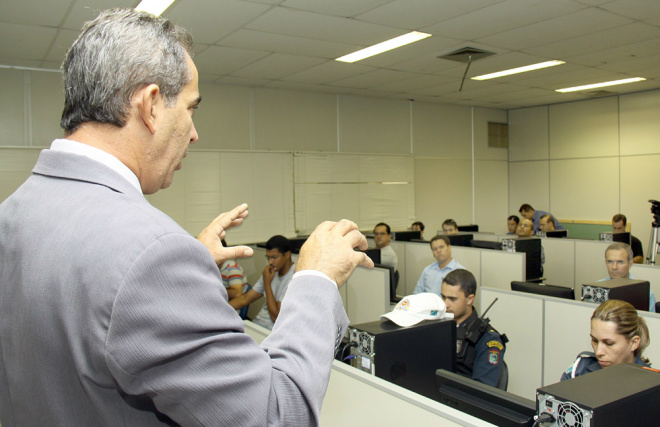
[196,203,254,264]
[295,219,374,287]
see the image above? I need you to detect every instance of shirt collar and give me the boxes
[50,138,142,194]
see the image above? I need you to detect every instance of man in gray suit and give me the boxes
[0,9,372,427]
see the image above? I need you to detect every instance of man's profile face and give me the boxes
[507,219,518,233]
[441,282,473,324]
[442,224,458,235]
[605,248,632,279]
[539,217,554,232]
[431,239,452,266]
[143,55,201,194]
[520,209,533,220]
[612,220,626,234]
[516,219,533,237]
[373,225,391,248]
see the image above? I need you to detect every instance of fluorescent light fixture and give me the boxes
[556,77,646,93]
[336,31,431,63]
[471,60,565,80]
[135,0,176,16]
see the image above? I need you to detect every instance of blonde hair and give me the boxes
[592,300,650,363]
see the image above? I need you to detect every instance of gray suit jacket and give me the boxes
[0,149,348,427]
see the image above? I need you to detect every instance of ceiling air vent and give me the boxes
[438,47,495,63]
[584,90,618,97]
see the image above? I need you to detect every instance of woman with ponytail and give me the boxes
[561,299,650,381]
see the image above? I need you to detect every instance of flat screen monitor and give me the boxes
[288,237,307,254]
[457,224,479,232]
[545,230,568,238]
[471,240,503,250]
[362,248,381,265]
[445,233,473,247]
[435,369,536,427]
[393,230,421,241]
[374,263,399,302]
[600,232,631,245]
[511,281,575,300]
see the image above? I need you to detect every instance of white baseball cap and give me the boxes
[381,293,453,327]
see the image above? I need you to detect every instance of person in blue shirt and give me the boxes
[413,235,464,296]
[519,203,564,233]
[600,242,656,312]
[561,299,650,381]
[441,269,506,388]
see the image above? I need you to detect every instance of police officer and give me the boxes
[561,300,650,381]
[441,269,506,387]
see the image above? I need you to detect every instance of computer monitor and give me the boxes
[544,230,568,238]
[393,230,421,241]
[445,233,474,248]
[511,281,575,300]
[288,237,307,254]
[600,232,631,245]
[362,248,381,265]
[471,240,503,250]
[374,263,399,302]
[457,224,479,232]
[435,369,536,427]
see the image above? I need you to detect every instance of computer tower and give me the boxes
[348,319,456,400]
[536,363,660,427]
[501,237,543,281]
[581,278,650,311]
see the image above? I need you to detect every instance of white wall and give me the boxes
[0,67,509,241]
[508,89,660,252]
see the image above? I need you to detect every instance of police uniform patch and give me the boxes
[487,340,503,351]
[488,349,500,365]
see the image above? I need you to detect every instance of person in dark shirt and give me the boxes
[441,269,505,388]
[612,213,644,264]
[561,299,650,381]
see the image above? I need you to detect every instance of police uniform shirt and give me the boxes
[455,309,505,388]
[560,351,650,381]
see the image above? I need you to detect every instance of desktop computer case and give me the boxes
[348,319,455,400]
[581,278,650,311]
[536,363,660,427]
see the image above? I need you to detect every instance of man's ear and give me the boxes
[467,294,475,307]
[135,84,161,135]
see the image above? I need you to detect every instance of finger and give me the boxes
[355,252,374,269]
[221,245,254,260]
[345,229,369,251]
[330,219,359,236]
[210,204,248,231]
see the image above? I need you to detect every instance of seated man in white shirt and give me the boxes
[413,235,464,296]
[229,235,295,329]
[600,242,656,312]
[373,222,398,271]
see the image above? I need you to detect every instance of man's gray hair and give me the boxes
[60,8,194,133]
[606,242,633,263]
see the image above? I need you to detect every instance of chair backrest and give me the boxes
[239,283,252,320]
[496,360,509,391]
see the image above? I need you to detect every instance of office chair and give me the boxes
[496,361,509,391]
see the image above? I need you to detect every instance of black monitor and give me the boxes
[374,263,399,302]
[511,281,575,300]
[288,237,307,254]
[600,232,631,245]
[545,230,568,238]
[457,224,479,232]
[445,233,473,247]
[471,240,502,250]
[435,369,536,427]
[393,230,421,241]
[362,248,381,265]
